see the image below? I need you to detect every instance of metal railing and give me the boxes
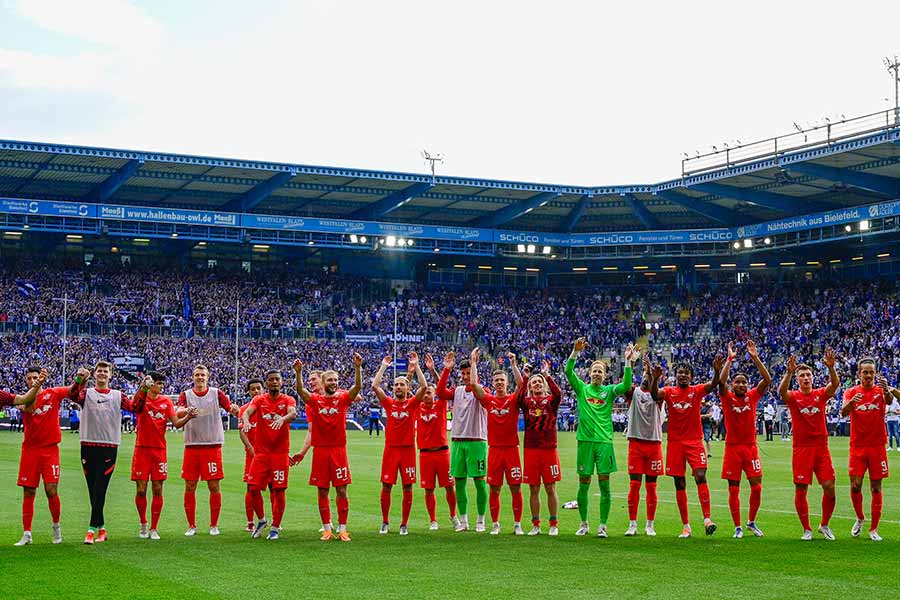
[682,108,900,177]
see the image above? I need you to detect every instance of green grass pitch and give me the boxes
[0,430,897,599]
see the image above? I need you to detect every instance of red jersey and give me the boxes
[517,376,562,449]
[306,391,351,447]
[662,384,707,442]
[23,387,70,448]
[382,395,420,447]
[417,398,448,449]
[250,393,296,454]
[786,387,830,447]
[844,385,887,447]
[132,390,176,449]
[238,403,259,448]
[480,393,519,447]
[0,389,15,406]
[721,388,761,445]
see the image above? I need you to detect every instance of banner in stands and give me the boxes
[343,332,427,344]
[110,354,148,373]
[240,214,492,242]
[98,204,239,227]
[567,229,734,246]
[734,200,900,238]
[0,197,96,218]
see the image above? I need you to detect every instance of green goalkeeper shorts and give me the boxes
[450,440,488,478]
[576,441,617,476]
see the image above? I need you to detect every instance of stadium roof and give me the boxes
[1,109,899,234]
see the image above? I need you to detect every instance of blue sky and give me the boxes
[1,0,898,185]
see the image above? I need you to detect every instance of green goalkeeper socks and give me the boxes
[474,478,488,517]
[577,481,590,522]
[598,478,611,524]
[455,478,468,516]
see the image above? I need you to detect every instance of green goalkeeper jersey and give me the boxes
[565,359,632,443]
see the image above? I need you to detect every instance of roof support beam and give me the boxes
[622,193,661,229]
[469,192,559,228]
[563,194,591,232]
[691,182,822,213]
[785,162,900,197]
[349,182,434,220]
[655,190,737,225]
[96,158,143,202]
[223,170,295,212]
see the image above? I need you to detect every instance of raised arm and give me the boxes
[541,361,562,405]
[347,353,363,401]
[778,354,797,403]
[410,352,428,401]
[68,367,91,405]
[746,339,772,396]
[650,363,664,405]
[435,351,456,402]
[292,359,310,404]
[508,352,524,389]
[469,347,487,402]
[371,357,392,405]
[613,343,638,395]
[130,376,152,414]
[719,341,736,395]
[823,346,839,398]
[564,338,587,392]
[424,354,440,385]
[14,369,48,409]
[703,354,724,394]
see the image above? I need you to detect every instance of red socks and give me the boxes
[401,489,413,527]
[851,489,865,520]
[446,488,458,518]
[209,491,222,528]
[675,488,689,524]
[22,494,35,531]
[821,492,835,526]
[150,495,163,530]
[728,485,741,527]
[511,489,523,522]
[749,483,762,523]
[135,494,148,525]
[317,493,331,525]
[697,482,712,520]
[380,489,391,523]
[489,489,501,523]
[871,490,883,531]
[250,490,265,521]
[271,489,286,528]
[244,491,254,523]
[549,517,558,528]
[645,482,658,521]
[336,496,349,525]
[184,491,197,528]
[627,479,641,521]
[794,487,811,531]
[425,492,437,522]
[48,494,61,523]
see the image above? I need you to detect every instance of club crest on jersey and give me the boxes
[799,406,820,415]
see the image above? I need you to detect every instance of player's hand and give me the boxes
[573,337,587,353]
[424,354,435,371]
[381,356,393,368]
[444,351,455,370]
[712,354,724,372]
[141,375,154,389]
[624,343,639,364]
[292,359,303,374]
[849,393,863,405]
[271,416,286,430]
[289,452,302,466]
[36,369,49,387]
[407,352,419,370]
[76,367,90,381]
[652,364,664,380]
[187,406,199,419]
[727,341,737,361]
[506,351,517,365]
[746,339,758,358]
[352,353,363,367]
[541,360,551,375]
[470,347,481,363]
[786,354,797,373]
[523,363,533,376]
[877,375,889,394]
[823,347,836,368]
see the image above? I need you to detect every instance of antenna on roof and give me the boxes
[422,150,444,184]
[884,55,900,125]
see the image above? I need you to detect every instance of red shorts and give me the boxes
[17,444,60,487]
[487,445,523,486]
[849,445,889,479]
[627,439,663,476]
[792,445,835,485]
[381,445,417,485]
[419,449,453,489]
[523,448,561,484]
[131,446,169,481]
[721,443,762,480]
[181,446,224,481]
[665,440,707,477]
[243,451,253,483]
[309,446,352,488]
[248,452,290,490]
